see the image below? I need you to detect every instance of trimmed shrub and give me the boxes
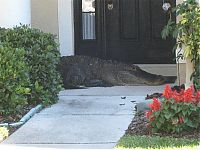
[0,43,30,115]
[0,25,62,106]
[146,85,200,133]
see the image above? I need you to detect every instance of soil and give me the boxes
[0,105,33,123]
[125,112,200,139]
[0,105,33,135]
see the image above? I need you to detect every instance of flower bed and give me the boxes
[122,85,200,150]
[146,85,200,133]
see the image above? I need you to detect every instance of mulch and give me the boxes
[0,105,33,123]
[0,105,33,135]
[125,112,200,139]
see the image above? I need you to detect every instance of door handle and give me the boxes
[108,4,113,10]
[107,0,113,10]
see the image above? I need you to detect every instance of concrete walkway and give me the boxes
[2,86,165,149]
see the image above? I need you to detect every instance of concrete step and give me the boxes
[138,64,177,76]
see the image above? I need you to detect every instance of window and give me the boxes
[82,0,96,40]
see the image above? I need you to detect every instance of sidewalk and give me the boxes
[2,86,165,149]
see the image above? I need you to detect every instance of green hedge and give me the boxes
[0,43,30,115]
[0,25,62,115]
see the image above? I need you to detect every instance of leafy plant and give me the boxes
[0,43,30,115]
[146,84,200,133]
[0,25,62,105]
[162,0,200,90]
[0,127,9,142]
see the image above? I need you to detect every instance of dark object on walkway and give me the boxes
[145,84,185,100]
[145,93,163,100]
[58,56,177,89]
[119,103,125,106]
[121,97,126,99]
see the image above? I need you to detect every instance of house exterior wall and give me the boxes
[31,0,189,84]
[178,63,186,85]
[0,0,31,28]
[0,0,195,85]
[176,0,186,85]
[31,0,58,35]
[31,0,74,56]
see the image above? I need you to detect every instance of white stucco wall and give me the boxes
[0,0,31,28]
[31,0,58,35]
[31,0,74,56]
[58,0,74,56]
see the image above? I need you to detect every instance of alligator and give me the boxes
[58,56,176,89]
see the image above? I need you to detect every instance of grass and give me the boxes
[116,135,200,150]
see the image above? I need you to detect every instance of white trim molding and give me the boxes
[58,0,75,56]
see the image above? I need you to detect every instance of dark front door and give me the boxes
[74,0,176,64]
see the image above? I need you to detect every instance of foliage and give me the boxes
[146,84,200,133]
[162,0,200,90]
[0,127,9,142]
[0,25,62,106]
[0,43,30,115]
[117,135,200,150]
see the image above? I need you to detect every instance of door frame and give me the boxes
[73,0,176,64]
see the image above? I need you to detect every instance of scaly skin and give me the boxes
[58,56,176,89]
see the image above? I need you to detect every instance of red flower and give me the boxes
[179,117,184,124]
[183,86,195,102]
[171,90,184,103]
[149,98,161,111]
[163,84,172,99]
